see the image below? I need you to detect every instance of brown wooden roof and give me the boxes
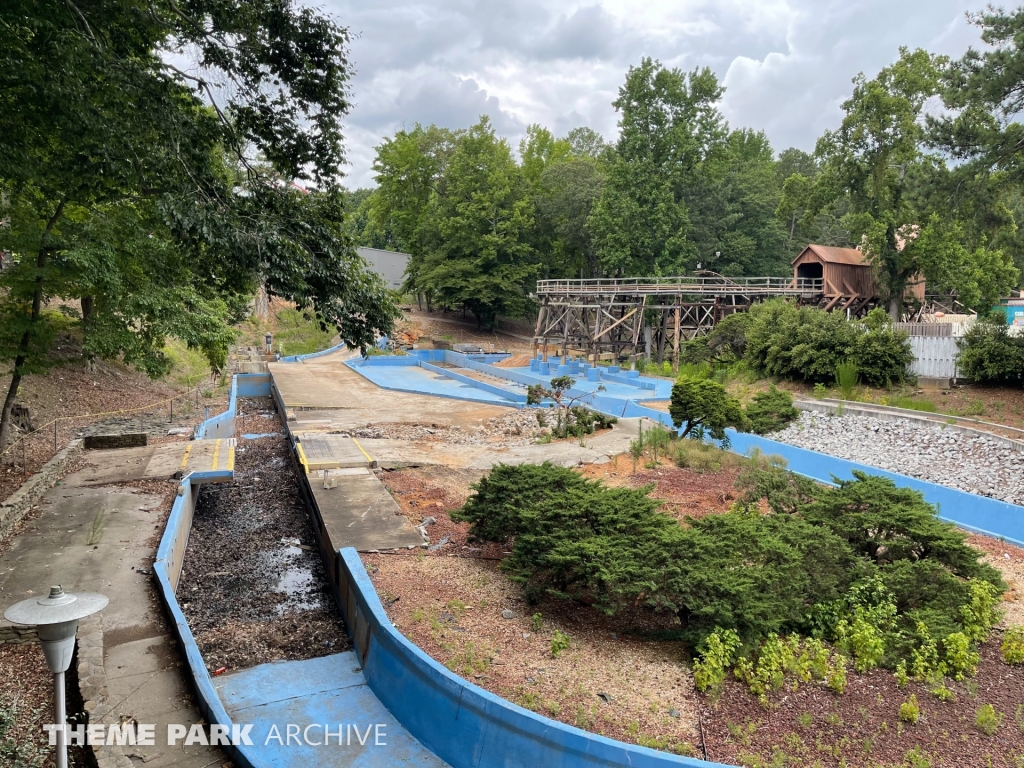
[792,244,869,266]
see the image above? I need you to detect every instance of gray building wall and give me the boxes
[357,247,410,291]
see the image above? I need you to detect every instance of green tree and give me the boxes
[534,159,606,278]
[519,125,571,190]
[0,0,397,449]
[687,129,791,275]
[415,117,536,327]
[787,48,1018,316]
[369,124,463,308]
[589,58,726,276]
[669,378,746,441]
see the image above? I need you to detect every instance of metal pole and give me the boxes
[54,419,57,453]
[54,670,67,768]
[170,397,173,423]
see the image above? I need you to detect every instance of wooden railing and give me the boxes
[536,276,824,297]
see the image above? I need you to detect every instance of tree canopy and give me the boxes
[0,0,398,448]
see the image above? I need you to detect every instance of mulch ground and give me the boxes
[0,642,90,767]
[179,397,350,674]
[702,639,1024,768]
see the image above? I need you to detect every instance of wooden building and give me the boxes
[792,244,925,314]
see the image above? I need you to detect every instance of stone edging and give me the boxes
[77,613,133,768]
[0,438,84,541]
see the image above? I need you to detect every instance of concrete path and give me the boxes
[66,439,235,486]
[0,478,226,767]
[307,466,427,552]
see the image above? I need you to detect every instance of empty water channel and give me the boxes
[178,396,350,674]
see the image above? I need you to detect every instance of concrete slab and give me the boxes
[217,653,447,767]
[104,636,223,767]
[311,471,425,552]
[295,434,374,472]
[269,354,512,431]
[352,426,634,470]
[64,439,235,486]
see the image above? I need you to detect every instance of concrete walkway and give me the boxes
[0,479,226,767]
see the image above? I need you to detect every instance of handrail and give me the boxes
[536,276,823,295]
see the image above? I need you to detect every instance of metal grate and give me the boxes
[300,436,334,459]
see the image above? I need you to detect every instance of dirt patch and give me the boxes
[969,533,1024,627]
[179,397,350,673]
[494,354,534,368]
[1,331,227,505]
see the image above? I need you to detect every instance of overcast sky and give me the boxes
[322,0,988,188]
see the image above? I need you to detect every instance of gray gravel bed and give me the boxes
[771,411,1024,506]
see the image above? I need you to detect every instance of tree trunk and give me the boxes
[0,200,64,451]
[888,297,899,321]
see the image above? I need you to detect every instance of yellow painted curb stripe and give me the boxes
[179,443,193,472]
[212,439,221,471]
[351,437,373,466]
[226,446,235,472]
[295,442,310,474]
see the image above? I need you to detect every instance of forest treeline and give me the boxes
[349,10,1024,326]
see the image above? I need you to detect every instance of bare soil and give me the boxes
[365,461,759,758]
[179,397,350,674]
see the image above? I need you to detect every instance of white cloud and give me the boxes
[321,0,988,187]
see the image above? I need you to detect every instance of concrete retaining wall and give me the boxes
[195,382,238,440]
[333,548,725,768]
[279,342,348,363]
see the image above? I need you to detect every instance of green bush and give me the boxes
[706,312,752,362]
[669,378,746,443]
[745,386,799,435]
[454,462,1003,683]
[899,694,920,724]
[1002,626,1024,664]
[976,704,1003,735]
[957,320,1024,385]
[744,300,912,386]
[835,360,859,400]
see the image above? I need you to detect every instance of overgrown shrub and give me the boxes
[745,386,799,434]
[706,312,751,362]
[454,462,1004,694]
[669,378,746,442]
[744,300,912,386]
[957,320,1024,385]
[451,462,685,611]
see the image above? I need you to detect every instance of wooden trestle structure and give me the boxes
[532,275,826,366]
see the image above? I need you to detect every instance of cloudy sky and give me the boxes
[322,0,988,188]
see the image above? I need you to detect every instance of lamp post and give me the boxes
[5,586,108,768]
